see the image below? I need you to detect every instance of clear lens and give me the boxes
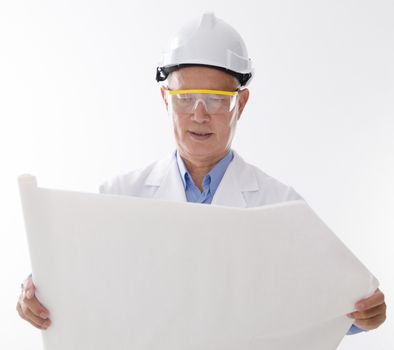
[168,91,238,114]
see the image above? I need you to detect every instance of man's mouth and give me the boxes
[188,131,213,140]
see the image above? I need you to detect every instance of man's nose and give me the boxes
[191,100,210,122]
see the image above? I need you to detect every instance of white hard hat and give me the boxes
[156,12,253,86]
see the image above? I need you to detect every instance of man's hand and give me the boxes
[347,288,386,331]
[16,275,51,330]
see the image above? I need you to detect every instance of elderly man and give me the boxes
[17,12,385,336]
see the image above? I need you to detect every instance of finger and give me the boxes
[354,313,386,331]
[355,289,385,311]
[21,293,49,319]
[16,301,25,320]
[348,303,386,320]
[21,294,50,319]
[17,301,48,330]
[21,305,51,329]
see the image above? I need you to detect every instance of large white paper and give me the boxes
[18,174,378,350]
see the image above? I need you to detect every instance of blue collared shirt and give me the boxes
[175,149,234,204]
[175,148,363,336]
[346,324,365,335]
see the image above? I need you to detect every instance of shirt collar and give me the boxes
[175,149,234,192]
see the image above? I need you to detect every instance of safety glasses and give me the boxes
[166,89,239,114]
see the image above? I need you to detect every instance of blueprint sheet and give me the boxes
[18,174,378,350]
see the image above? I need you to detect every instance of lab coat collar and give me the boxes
[144,150,186,202]
[144,150,259,207]
[211,150,259,207]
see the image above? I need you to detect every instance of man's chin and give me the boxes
[181,145,218,160]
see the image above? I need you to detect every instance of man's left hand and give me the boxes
[347,288,386,330]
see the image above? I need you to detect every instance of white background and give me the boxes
[0,0,393,349]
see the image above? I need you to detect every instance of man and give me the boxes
[17,12,386,336]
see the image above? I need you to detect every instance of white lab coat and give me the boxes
[99,150,303,208]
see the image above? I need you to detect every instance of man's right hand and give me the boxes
[16,275,51,330]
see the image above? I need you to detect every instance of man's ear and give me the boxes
[160,86,168,111]
[237,88,250,120]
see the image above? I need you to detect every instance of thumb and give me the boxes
[24,275,36,299]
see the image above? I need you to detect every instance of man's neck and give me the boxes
[178,150,230,191]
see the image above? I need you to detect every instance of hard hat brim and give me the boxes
[156,63,252,87]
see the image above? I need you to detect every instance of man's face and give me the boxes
[161,66,249,163]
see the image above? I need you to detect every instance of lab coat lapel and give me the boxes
[211,151,259,208]
[145,152,187,202]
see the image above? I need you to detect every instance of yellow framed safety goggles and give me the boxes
[165,89,239,114]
